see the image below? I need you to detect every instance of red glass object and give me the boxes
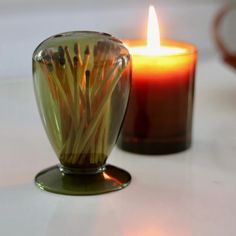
[118,40,197,154]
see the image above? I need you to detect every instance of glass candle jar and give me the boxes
[118,40,197,155]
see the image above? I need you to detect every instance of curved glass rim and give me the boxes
[124,39,197,57]
[32,30,128,59]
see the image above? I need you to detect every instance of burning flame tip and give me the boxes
[147,5,161,53]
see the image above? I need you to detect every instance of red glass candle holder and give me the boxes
[118,40,197,154]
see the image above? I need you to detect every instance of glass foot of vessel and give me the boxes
[35,164,131,195]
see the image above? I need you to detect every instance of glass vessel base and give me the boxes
[35,164,131,195]
[118,140,191,155]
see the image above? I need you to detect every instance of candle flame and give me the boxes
[128,5,187,56]
[147,5,161,54]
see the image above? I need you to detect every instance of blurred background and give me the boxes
[0,0,235,79]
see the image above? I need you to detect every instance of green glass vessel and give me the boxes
[33,31,132,195]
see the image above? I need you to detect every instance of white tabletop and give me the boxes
[1,58,236,236]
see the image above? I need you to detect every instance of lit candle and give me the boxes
[118,6,197,154]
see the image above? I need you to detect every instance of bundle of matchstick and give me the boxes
[37,41,127,167]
